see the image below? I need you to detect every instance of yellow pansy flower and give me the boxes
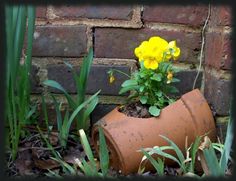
[144,59,159,70]
[134,41,148,62]
[168,40,181,60]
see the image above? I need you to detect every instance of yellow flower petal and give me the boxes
[173,47,181,60]
[109,75,115,84]
[144,59,159,70]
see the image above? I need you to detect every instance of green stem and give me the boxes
[110,68,131,78]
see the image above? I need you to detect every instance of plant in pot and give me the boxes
[91,36,216,175]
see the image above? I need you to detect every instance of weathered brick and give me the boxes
[47,64,130,95]
[209,5,232,27]
[204,73,231,116]
[94,28,201,63]
[173,70,202,97]
[205,30,232,70]
[30,65,43,93]
[36,6,47,18]
[32,25,87,57]
[52,5,133,20]
[143,5,208,27]
[91,104,117,125]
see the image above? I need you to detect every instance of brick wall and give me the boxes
[31,4,232,141]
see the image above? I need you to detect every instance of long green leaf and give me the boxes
[60,109,70,148]
[151,146,182,167]
[220,116,233,172]
[62,91,100,147]
[81,96,99,131]
[189,136,202,173]
[140,148,164,176]
[119,85,139,95]
[51,94,62,132]
[159,135,186,172]
[202,144,224,176]
[79,129,97,174]
[43,80,76,108]
[98,127,109,176]
[78,48,94,104]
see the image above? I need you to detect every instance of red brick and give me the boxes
[205,30,232,70]
[204,73,231,116]
[52,5,133,20]
[143,5,208,27]
[94,28,201,63]
[36,6,47,18]
[209,5,232,27]
[32,25,87,57]
[47,64,131,96]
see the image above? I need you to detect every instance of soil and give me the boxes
[5,127,185,178]
[118,102,152,118]
[5,126,233,178]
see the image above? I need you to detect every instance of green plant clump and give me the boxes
[5,5,36,160]
[43,48,100,132]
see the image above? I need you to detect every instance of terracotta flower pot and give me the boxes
[91,89,216,175]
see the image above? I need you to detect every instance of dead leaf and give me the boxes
[34,158,60,170]
[199,136,211,150]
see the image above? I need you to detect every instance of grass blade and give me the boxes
[81,95,99,131]
[98,127,109,176]
[65,90,100,136]
[159,135,186,169]
[51,94,62,131]
[140,148,164,176]
[78,48,94,104]
[79,129,97,174]
[43,80,76,108]
[220,116,233,172]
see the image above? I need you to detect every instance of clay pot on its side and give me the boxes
[91,89,216,175]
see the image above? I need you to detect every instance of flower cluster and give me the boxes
[108,36,181,116]
[134,36,180,70]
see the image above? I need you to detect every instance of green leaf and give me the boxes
[140,148,164,176]
[148,146,181,169]
[121,79,138,87]
[77,48,94,105]
[166,85,179,94]
[151,73,162,82]
[51,94,62,132]
[43,80,76,108]
[220,116,233,172]
[79,129,98,175]
[119,85,139,95]
[140,95,148,104]
[171,78,180,83]
[202,144,224,176]
[63,91,101,145]
[148,106,160,117]
[139,86,145,92]
[159,135,186,173]
[189,136,202,173]
[155,90,162,97]
[81,95,99,131]
[60,109,70,148]
[26,104,37,120]
[98,127,109,176]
